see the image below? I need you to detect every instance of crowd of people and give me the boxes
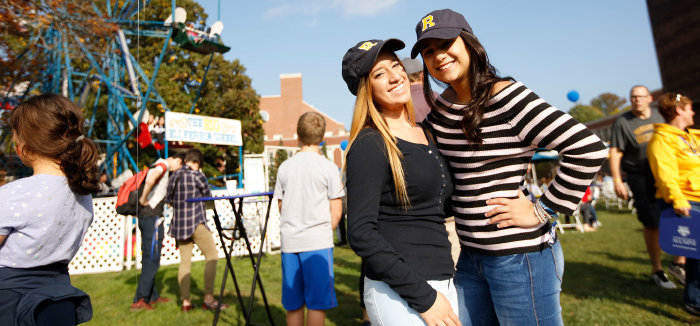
[0,7,697,326]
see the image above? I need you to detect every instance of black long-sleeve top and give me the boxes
[346,127,455,313]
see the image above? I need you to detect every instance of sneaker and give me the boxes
[150,297,170,305]
[130,298,155,311]
[685,304,700,316]
[668,263,686,285]
[651,270,677,289]
[202,300,229,311]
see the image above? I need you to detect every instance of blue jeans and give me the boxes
[133,215,164,303]
[455,241,564,326]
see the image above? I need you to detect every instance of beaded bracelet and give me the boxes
[538,200,557,217]
[534,200,558,224]
[534,204,547,224]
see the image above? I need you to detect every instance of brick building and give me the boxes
[260,73,348,169]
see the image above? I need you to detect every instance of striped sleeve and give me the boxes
[506,86,608,214]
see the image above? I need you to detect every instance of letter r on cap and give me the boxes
[358,42,378,51]
[422,15,435,31]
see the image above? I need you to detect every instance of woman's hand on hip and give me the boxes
[485,191,541,228]
[420,291,461,326]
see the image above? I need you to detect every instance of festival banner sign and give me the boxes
[165,111,242,146]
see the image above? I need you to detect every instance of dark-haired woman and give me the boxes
[0,94,100,325]
[411,9,608,325]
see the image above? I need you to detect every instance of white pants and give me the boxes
[364,277,459,326]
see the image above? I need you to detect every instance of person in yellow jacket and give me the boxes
[647,92,700,316]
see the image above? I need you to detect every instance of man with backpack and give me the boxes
[130,152,185,311]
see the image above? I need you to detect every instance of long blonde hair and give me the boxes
[345,70,417,209]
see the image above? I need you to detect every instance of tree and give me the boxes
[2,1,264,179]
[268,148,288,190]
[135,0,264,175]
[590,93,627,116]
[0,0,116,88]
[569,104,604,123]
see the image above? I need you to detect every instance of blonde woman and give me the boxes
[342,38,460,326]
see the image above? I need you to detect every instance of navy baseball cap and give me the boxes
[410,9,473,58]
[342,38,405,96]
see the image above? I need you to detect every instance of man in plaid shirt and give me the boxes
[166,148,226,312]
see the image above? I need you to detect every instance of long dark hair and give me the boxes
[10,94,101,195]
[422,31,512,143]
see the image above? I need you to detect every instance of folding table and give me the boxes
[187,191,278,326]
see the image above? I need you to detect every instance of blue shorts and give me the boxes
[281,248,337,311]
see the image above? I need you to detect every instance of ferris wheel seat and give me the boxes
[172,24,230,54]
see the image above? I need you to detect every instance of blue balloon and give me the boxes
[567,90,580,103]
[340,139,348,150]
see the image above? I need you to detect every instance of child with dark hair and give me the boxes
[0,93,101,325]
[166,148,225,312]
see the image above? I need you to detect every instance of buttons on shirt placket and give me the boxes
[429,149,447,205]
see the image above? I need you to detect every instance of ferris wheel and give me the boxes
[1,0,229,179]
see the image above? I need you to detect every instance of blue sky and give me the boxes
[195,0,661,127]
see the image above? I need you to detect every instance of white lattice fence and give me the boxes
[69,190,281,275]
[69,197,125,274]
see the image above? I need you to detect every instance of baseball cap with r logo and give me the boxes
[411,9,473,58]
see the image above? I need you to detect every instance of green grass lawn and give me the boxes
[72,208,700,325]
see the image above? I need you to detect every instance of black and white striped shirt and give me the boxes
[427,82,607,255]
